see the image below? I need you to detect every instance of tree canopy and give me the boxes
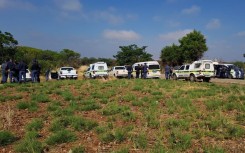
[0,31,18,63]
[113,44,153,65]
[160,30,208,65]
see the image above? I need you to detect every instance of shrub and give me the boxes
[72,146,86,153]
[133,133,148,149]
[0,131,16,146]
[26,118,43,131]
[31,94,50,103]
[46,130,77,145]
[16,101,38,112]
[15,131,43,153]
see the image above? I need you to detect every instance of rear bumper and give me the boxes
[59,75,78,79]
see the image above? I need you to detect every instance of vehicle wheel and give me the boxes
[173,74,178,80]
[89,74,93,79]
[203,78,210,82]
[190,74,196,82]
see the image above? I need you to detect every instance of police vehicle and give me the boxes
[172,60,215,82]
[132,61,161,79]
[84,62,108,79]
[214,63,244,79]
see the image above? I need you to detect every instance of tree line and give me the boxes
[2,29,243,73]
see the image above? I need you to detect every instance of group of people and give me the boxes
[126,63,149,79]
[1,59,43,84]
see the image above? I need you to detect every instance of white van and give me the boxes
[84,62,108,79]
[132,61,161,79]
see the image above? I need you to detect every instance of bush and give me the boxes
[46,130,77,145]
[0,131,16,146]
[15,131,43,153]
[26,118,43,131]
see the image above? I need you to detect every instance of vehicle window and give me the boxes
[205,64,210,69]
[92,65,95,70]
[115,67,125,70]
[194,63,201,68]
[61,68,73,71]
[98,66,104,70]
[179,65,185,70]
[149,65,160,69]
[185,65,190,70]
[87,68,90,71]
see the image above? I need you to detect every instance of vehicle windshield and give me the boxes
[149,65,160,69]
[61,67,73,71]
[115,67,125,70]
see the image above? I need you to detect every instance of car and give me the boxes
[172,60,215,82]
[58,67,78,79]
[214,63,244,79]
[132,61,161,79]
[109,66,128,78]
[84,62,108,79]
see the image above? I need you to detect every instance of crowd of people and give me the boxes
[0,59,45,84]
[126,63,151,79]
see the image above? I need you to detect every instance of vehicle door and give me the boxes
[84,67,90,78]
[176,65,185,78]
[183,65,190,77]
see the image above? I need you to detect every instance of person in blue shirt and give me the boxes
[143,63,148,79]
[1,60,8,84]
[127,65,133,79]
[18,60,28,83]
[165,64,170,79]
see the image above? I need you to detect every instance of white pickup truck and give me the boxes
[58,67,78,79]
[109,66,128,78]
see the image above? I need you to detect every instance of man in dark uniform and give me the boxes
[165,64,170,80]
[1,60,8,84]
[6,59,15,83]
[18,60,28,83]
[136,64,140,78]
[31,59,39,83]
[127,65,133,79]
[143,63,148,79]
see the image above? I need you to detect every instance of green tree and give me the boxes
[179,30,208,62]
[160,43,183,66]
[60,49,81,68]
[0,31,18,63]
[113,44,153,65]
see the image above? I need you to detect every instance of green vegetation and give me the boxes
[0,79,244,152]
[0,131,16,146]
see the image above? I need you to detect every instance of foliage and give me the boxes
[0,131,16,146]
[46,130,77,145]
[113,44,153,65]
[160,43,183,66]
[15,131,43,153]
[160,30,208,65]
[0,31,18,63]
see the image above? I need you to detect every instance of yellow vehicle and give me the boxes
[132,61,161,78]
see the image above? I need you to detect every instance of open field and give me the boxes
[0,78,245,153]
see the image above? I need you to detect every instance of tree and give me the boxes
[0,31,18,63]
[160,30,208,65]
[60,49,81,68]
[179,30,208,62]
[160,43,183,66]
[113,44,153,65]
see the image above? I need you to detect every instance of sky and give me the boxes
[1,0,245,62]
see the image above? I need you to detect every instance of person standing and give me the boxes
[136,64,140,78]
[18,60,28,83]
[1,60,8,84]
[165,64,170,80]
[45,68,50,81]
[7,59,16,83]
[31,59,39,83]
[127,65,133,79]
[143,63,148,79]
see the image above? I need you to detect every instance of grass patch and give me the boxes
[16,101,38,112]
[31,94,50,103]
[0,131,16,146]
[26,118,43,132]
[46,130,77,145]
